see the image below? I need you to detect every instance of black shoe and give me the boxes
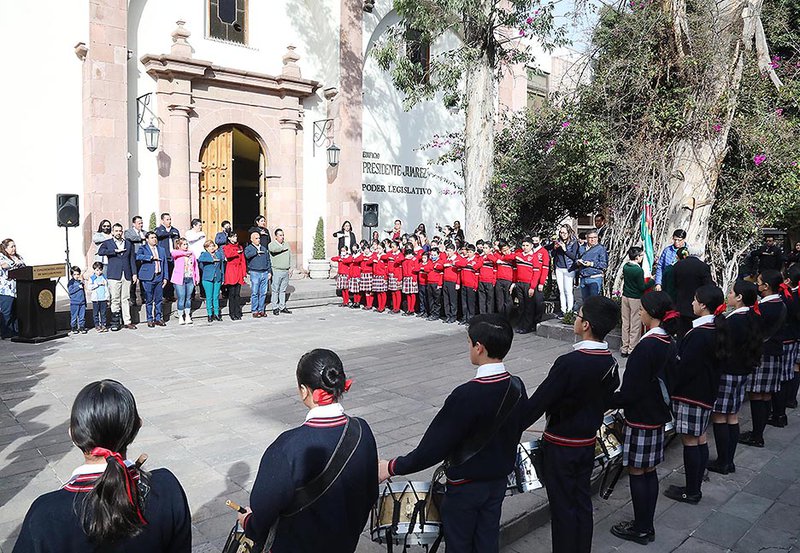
[706,460,730,475]
[427,316,439,321]
[207,316,213,323]
[610,521,653,545]
[273,309,280,315]
[788,400,798,409]
[281,309,292,314]
[416,312,427,318]
[663,486,701,504]
[738,431,765,447]
[147,322,155,328]
[402,312,414,316]
[766,416,787,428]
[215,315,223,321]
[516,328,532,335]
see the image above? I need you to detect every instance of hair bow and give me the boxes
[312,379,353,406]
[90,447,147,524]
[751,302,761,316]
[780,282,792,299]
[714,304,727,317]
[662,310,680,322]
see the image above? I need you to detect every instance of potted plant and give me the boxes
[308,217,331,279]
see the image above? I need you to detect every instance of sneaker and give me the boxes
[215,315,223,322]
[185,316,193,325]
[273,309,280,316]
[148,322,156,328]
[80,328,88,334]
[738,431,764,447]
[610,521,654,545]
[663,485,701,504]
[180,315,187,325]
[281,308,292,314]
[207,316,214,323]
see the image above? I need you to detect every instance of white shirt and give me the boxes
[760,294,780,303]
[693,314,715,328]
[641,326,667,339]
[305,402,345,422]
[727,306,749,317]
[573,340,609,350]
[475,362,507,378]
[69,459,133,479]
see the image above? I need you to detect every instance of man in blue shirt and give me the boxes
[575,231,608,300]
[654,229,687,290]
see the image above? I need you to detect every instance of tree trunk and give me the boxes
[463,54,495,242]
[658,0,766,251]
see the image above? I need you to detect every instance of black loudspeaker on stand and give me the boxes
[363,203,379,228]
[56,193,80,275]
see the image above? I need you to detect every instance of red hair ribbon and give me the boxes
[312,379,353,406]
[662,310,680,322]
[90,447,147,524]
[714,304,727,317]
[752,302,761,316]
[780,282,792,299]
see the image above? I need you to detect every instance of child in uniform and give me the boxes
[371,242,388,313]
[621,246,655,356]
[68,266,88,334]
[609,292,677,544]
[400,247,420,316]
[384,241,402,313]
[456,243,482,324]
[768,275,799,427]
[440,242,461,324]
[425,248,444,321]
[379,314,526,553]
[331,246,352,308]
[524,296,621,553]
[494,241,515,317]
[416,251,430,318]
[707,280,762,474]
[87,262,109,332]
[740,270,788,447]
[477,240,497,314]
[664,284,728,504]
[359,241,375,310]
[530,235,550,331]
[512,237,538,334]
[347,245,363,309]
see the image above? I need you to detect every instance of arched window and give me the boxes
[208,0,247,44]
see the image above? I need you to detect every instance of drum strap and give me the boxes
[447,376,523,468]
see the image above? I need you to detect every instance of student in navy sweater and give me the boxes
[664,284,728,505]
[740,270,788,447]
[768,271,800,428]
[68,266,87,334]
[240,349,378,552]
[785,265,800,409]
[609,292,678,544]
[707,280,762,475]
[14,380,191,553]
[524,295,620,553]
[379,314,526,553]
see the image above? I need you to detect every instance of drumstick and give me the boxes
[226,500,248,514]
[134,454,148,469]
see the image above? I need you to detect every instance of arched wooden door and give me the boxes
[199,127,233,232]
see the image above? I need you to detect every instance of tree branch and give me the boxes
[754,16,784,90]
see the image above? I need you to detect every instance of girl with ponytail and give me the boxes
[609,292,677,544]
[707,281,763,475]
[15,380,191,552]
[239,349,378,553]
[740,270,788,448]
[768,268,800,428]
[664,284,728,505]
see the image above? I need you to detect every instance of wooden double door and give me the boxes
[199,126,266,236]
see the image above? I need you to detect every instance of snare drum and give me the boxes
[370,481,443,546]
[665,417,676,435]
[595,412,624,462]
[506,440,543,494]
[222,523,259,553]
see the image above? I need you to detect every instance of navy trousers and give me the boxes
[441,479,506,553]
[541,442,595,553]
[142,280,164,322]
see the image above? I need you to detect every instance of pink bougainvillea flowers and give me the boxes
[500,182,509,189]
[712,123,722,132]
[561,121,570,128]
[753,154,767,166]
[775,108,784,117]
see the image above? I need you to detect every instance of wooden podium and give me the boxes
[9,264,68,343]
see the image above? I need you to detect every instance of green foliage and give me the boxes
[561,311,576,325]
[371,0,569,110]
[149,212,157,232]
[313,217,325,260]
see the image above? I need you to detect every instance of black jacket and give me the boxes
[724,309,762,375]
[759,296,787,356]
[611,330,674,425]
[333,231,358,252]
[248,226,272,247]
[673,256,713,317]
[669,318,721,407]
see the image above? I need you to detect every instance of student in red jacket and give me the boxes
[371,241,388,313]
[424,248,444,321]
[530,234,551,331]
[494,241,515,317]
[477,240,497,314]
[417,251,431,318]
[440,241,461,324]
[384,241,403,313]
[359,241,375,310]
[331,246,353,307]
[348,245,363,308]
[513,236,539,334]
[457,243,483,324]
[401,247,421,316]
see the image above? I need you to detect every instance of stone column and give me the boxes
[82,0,129,262]
[277,117,301,269]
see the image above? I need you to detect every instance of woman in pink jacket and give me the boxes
[170,238,199,324]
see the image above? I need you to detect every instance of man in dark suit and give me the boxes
[97,223,138,330]
[155,212,181,301]
[749,235,785,275]
[135,232,170,327]
[673,247,713,337]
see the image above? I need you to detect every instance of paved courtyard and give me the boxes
[0,305,564,552]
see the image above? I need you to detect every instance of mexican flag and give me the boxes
[640,203,655,277]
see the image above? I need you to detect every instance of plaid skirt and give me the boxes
[672,399,712,437]
[747,354,782,393]
[780,342,798,382]
[372,275,388,293]
[388,274,400,291]
[335,274,348,290]
[623,421,665,468]
[348,276,361,293]
[360,274,373,292]
[713,373,748,414]
[402,276,419,294]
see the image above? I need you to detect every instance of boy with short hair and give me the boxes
[439,241,461,324]
[494,241,515,317]
[68,266,87,334]
[456,243,482,324]
[621,246,654,356]
[87,262,109,332]
[524,296,621,553]
[477,240,497,314]
[379,314,526,553]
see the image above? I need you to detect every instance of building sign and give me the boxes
[362,151,430,180]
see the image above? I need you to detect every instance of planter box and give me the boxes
[308,259,331,279]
